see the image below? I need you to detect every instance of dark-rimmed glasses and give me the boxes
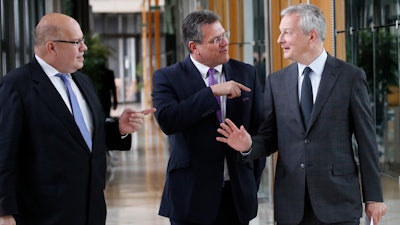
[202,31,230,45]
[52,38,85,47]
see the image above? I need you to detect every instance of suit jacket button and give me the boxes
[300,163,305,169]
[304,139,310,144]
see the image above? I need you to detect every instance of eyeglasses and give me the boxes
[52,38,85,47]
[202,31,230,45]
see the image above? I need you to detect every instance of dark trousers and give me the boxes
[170,181,248,225]
[277,186,360,225]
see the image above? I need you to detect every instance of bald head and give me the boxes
[33,13,87,73]
[34,13,79,47]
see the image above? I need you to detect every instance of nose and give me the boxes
[220,37,229,46]
[277,33,284,44]
[81,42,88,51]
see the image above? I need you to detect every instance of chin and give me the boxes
[283,53,291,60]
[76,64,84,70]
[223,55,230,61]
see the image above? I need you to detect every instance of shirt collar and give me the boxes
[298,50,327,77]
[35,55,65,78]
[190,55,223,79]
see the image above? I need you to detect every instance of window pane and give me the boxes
[345,0,400,177]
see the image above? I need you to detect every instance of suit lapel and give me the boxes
[284,64,305,131]
[184,56,208,89]
[71,72,99,151]
[220,61,241,122]
[31,60,92,152]
[31,62,75,124]
[222,61,233,81]
[307,55,340,132]
[223,62,233,118]
[71,72,98,130]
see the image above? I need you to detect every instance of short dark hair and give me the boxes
[181,10,220,52]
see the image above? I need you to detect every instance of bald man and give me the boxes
[0,13,154,225]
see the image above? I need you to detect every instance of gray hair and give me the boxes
[34,24,59,46]
[181,10,220,52]
[281,4,326,42]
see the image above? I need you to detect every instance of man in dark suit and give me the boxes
[0,13,155,225]
[152,10,265,225]
[97,62,118,118]
[217,4,387,225]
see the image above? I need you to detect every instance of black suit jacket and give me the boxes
[152,56,265,224]
[0,58,131,225]
[251,55,384,224]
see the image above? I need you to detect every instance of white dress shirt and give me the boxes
[190,55,230,182]
[298,50,328,103]
[35,55,93,138]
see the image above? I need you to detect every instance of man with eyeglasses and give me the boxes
[152,9,265,225]
[0,13,155,225]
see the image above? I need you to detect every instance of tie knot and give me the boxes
[303,67,312,76]
[208,68,215,77]
[207,68,218,86]
[56,73,70,82]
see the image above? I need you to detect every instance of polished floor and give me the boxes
[105,107,400,225]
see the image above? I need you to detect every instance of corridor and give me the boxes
[105,106,400,225]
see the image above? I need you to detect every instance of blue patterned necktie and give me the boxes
[207,68,222,122]
[56,73,92,150]
[300,67,313,128]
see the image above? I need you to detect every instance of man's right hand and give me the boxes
[210,80,251,99]
[0,215,16,225]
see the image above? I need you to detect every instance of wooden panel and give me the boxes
[228,0,242,60]
[209,0,242,61]
[271,0,291,72]
[311,1,333,56]
[335,0,346,61]
[271,0,344,72]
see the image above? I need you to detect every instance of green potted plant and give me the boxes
[80,33,113,92]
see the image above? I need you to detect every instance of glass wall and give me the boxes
[0,0,37,75]
[91,12,166,104]
[0,0,87,77]
[339,0,400,177]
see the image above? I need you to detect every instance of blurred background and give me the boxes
[1,0,400,224]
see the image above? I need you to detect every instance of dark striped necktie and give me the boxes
[300,67,313,128]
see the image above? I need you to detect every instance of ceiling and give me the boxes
[89,0,165,13]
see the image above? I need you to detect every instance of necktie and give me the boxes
[56,73,92,150]
[207,68,222,122]
[300,67,313,128]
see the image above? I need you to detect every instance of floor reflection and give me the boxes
[105,108,400,225]
[105,116,169,225]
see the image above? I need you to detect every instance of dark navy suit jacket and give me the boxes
[0,58,131,225]
[152,56,265,224]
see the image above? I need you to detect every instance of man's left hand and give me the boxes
[365,202,387,225]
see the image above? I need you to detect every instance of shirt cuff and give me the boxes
[240,145,253,156]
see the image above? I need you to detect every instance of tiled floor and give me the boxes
[105,110,400,225]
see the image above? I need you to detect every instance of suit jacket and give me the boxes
[152,56,265,224]
[251,55,384,224]
[96,66,117,117]
[0,58,131,225]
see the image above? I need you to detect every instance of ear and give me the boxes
[309,29,318,42]
[188,41,198,54]
[46,41,57,54]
